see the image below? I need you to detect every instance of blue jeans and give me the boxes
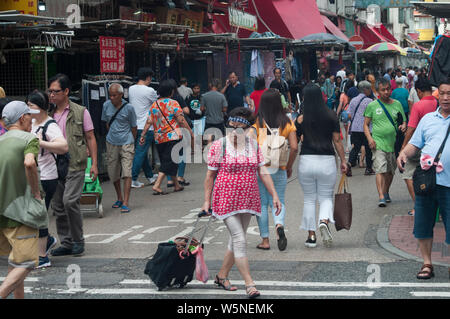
[256,169,287,238]
[132,130,154,181]
[414,185,450,244]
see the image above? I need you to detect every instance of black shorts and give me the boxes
[156,140,181,177]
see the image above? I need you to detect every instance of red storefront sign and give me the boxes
[100,36,125,73]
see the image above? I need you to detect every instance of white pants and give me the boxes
[298,155,337,232]
[224,213,253,259]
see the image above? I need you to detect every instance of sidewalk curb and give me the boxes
[376,214,450,268]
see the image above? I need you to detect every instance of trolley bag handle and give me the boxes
[179,209,212,259]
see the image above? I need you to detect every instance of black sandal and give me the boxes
[214,275,237,291]
[417,264,434,280]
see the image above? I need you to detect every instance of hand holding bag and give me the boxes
[333,175,353,231]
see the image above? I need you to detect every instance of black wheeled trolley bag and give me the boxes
[144,210,213,291]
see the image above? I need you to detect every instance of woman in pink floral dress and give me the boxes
[202,107,281,299]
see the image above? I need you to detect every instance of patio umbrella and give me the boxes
[365,42,407,56]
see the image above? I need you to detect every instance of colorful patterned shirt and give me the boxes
[149,98,183,144]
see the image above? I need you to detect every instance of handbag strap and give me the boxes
[349,96,366,133]
[435,122,450,164]
[155,99,178,136]
[337,175,349,194]
[109,102,128,127]
[377,99,398,132]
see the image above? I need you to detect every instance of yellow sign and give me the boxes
[0,0,37,15]
[417,29,434,42]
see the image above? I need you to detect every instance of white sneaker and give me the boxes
[147,176,157,185]
[319,222,333,248]
[132,180,144,188]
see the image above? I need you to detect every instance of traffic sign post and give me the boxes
[349,35,364,75]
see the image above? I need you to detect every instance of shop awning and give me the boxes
[208,0,325,40]
[360,24,397,49]
[321,15,349,42]
[411,1,450,18]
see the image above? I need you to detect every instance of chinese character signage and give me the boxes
[99,36,125,73]
[0,0,37,15]
[355,0,411,8]
[228,7,258,32]
[156,8,203,33]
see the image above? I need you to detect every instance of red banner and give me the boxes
[100,36,125,73]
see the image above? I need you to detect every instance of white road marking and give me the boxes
[410,292,450,298]
[0,277,39,282]
[119,279,450,289]
[83,288,375,297]
[85,225,144,244]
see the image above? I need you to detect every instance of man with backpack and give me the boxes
[48,74,98,257]
[364,78,406,207]
[101,83,137,214]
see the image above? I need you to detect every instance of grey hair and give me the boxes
[376,77,391,90]
[109,83,124,94]
[395,77,403,85]
[358,80,372,92]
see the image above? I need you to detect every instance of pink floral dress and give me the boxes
[207,137,265,220]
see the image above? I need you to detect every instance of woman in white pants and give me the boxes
[295,83,348,248]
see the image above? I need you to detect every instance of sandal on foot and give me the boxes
[256,244,270,250]
[179,180,190,186]
[214,275,237,291]
[276,226,287,251]
[417,264,434,280]
[121,205,131,213]
[174,187,184,193]
[112,200,123,208]
[152,190,168,195]
[246,285,260,299]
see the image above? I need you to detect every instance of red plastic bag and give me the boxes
[195,247,209,283]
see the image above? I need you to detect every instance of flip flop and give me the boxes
[112,200,123,208]
[153,191,168,195]
[174,187,184,192]
[179,180,190,186]
[256,244,270,250]
[121,205,131,213]
[408,210,415,216]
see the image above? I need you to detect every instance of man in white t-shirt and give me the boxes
[177,77,193,100]
[129,67,158,188]
[336,65,346,81]
[395,69,408,88]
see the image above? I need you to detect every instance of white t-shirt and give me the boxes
[408,87,420,105]
[32,117,64,181]
[396,75,408,88]
[177,85,193,100]
[129,84,158,130]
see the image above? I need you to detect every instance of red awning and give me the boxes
[209,0,325,40]
[321,15,349,41]
[360,24,397,49]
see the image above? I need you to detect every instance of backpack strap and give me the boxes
[36,119,57,157]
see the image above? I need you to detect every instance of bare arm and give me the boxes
[139,116,153,145]
[364,117,376,150]
[401,127,415,150]
[24,153,41,200]
[286,131,298,178]
[201,169,217,212]
[85,130,98,181]
[39,137,68,155]
[397,143,420,171]
[332,132,348,174]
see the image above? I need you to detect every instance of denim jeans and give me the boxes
[132,130,154,181]
[256,169,287,238]
[414,185,450,244]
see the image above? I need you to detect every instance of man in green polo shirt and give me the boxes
[364,78,406,207]
[0,101,48,299]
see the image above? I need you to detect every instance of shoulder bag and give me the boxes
[413,122,450,196]
[155,100,182,141]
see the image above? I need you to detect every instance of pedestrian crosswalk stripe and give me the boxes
[410,292,450,298]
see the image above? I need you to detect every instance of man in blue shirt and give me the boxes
[102,83,137,213]
[397,78,450,280]
[391,78,410,119]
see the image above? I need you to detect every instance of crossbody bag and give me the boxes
[412,121,450,196]
[155,100,181,141]
[349,97,366,134]
[108,102,128,127]
[377,99,398,133]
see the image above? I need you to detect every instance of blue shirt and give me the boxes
[391,88,410,114]
[409,109,450,187]
[101,99,137,146]
[224,83,247,113]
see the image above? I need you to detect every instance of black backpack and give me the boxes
[38,120,70,181]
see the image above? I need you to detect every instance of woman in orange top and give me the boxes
[253,89,298,251]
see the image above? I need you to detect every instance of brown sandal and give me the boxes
[417,264,434,280]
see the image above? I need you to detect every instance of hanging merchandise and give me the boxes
[166,53,170,67]
[338,50,343,65]
[250,50,259,78]
[284,50,294,83]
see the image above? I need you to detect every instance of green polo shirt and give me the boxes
[364,99,406,153]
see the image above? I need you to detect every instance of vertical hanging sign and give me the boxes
[100,36,125,73]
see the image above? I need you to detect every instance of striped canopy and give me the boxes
[365,42,407,56]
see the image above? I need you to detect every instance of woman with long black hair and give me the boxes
[295,83,348,248]
[253,89,298,251]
